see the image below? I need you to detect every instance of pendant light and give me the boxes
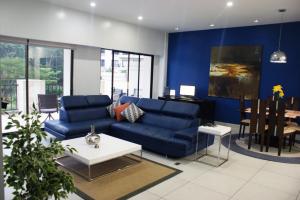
[270,9,287,64]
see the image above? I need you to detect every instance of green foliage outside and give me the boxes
[0,43,64,110]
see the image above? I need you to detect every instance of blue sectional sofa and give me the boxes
[45,95,214,158]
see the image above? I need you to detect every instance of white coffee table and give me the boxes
[57,134,142,181]
[195,125,232,167]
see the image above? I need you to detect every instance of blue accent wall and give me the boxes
[167,22,300,124]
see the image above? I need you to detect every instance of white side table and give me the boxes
[195,125,232,166]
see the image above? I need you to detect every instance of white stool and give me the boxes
[195,125,232,167]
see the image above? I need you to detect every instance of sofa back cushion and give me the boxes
[139,113,193,131]
[86,95,111,107]
[67,107,109,122]
[119,96,139,104]
[162,101,199,118]
[61,96,88,109]
[136,98,165,113]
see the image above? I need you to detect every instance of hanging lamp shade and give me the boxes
[270,9,287,64]
[270,50,287,63]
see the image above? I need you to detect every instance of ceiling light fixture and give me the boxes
[175,26,179,31]
[254,19,259,23]
[270,9,287,64]
[90,2,96,7]
[57,11,65,19]
[226,1,234,7]
[210,24,215,27]
[138,16,143,21]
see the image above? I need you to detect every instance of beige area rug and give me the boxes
[58,155,181,200]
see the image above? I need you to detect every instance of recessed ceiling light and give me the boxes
[226,1,234,7]
[175,26,179,31]
[254,19,259,23]
[57,11,65,19]
[90,2,96,7]
[137,16,143,21]
[210,24,215,27]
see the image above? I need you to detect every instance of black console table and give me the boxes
[158,96,215,123]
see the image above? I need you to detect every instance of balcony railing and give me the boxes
[0,84,18,111]
[1,83,63,111]
[46,84,63,97]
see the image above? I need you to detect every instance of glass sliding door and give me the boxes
[0,42,26,133]
[128,54,139,97]
[100,49,113,97]
[139,55,152,98]
[99,49,153,100]
[112,51,128,101]
[28,45,71,120]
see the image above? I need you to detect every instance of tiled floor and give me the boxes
[4,123,300,200]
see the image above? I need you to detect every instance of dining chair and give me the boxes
[276,100,296,156]
[248,99,268,151]
[286,97,300,111]
[238,95,250,139]
[257,100,268,152]
[248,99,258,150]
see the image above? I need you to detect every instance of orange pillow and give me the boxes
[114,103,130,121]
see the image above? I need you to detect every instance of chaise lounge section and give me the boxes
[45,95,214,158]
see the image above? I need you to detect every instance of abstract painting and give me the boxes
[208,45,262,99]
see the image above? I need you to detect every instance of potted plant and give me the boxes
[3,106,76,200]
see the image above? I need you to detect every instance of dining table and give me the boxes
[244,107,300,119]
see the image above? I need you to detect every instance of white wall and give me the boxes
[73,46,101,95]
[0,0,168,97]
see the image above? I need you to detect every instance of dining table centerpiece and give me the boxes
[272,84,284,100]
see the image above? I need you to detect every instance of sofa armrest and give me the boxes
[174,127,198,142]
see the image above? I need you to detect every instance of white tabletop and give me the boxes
[198,125,231,136]
[62,134,141,165]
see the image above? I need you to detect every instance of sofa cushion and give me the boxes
[86,95,112,107]
[111,122,191,157]
[107,100,121,118]
[61,96,89,109]
[136,98,165,113]
[114,103,130,121]
[45,118,115,137]
[139,113,193,131]
[121,103,144,123]
[67,107,109,122]
[162,101,199,118]
[119,96,139,104]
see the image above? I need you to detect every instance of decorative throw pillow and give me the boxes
[114,103,130,121]
[106,100,121,118]
[121,103,144,123]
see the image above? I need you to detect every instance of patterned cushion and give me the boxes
[121,103,144,123]
[106,100,121,118]
[114,103,130,121]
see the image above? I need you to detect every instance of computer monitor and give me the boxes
[179,85,195,97]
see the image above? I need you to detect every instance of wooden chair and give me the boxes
[248,99,268,151]
[238,95,250,139]
[286,97,300,111]
[276,100,296,156]
[248,99,258,150]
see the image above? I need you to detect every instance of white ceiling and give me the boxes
[38,0,300,32]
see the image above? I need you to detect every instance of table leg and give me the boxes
[88,165,91,181]
[218,135,221,163]
[194,132,200,160]
[227,131,232,160]
[206,133,209,155]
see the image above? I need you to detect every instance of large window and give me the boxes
[0,40,72,133]
[100,49,153,100]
